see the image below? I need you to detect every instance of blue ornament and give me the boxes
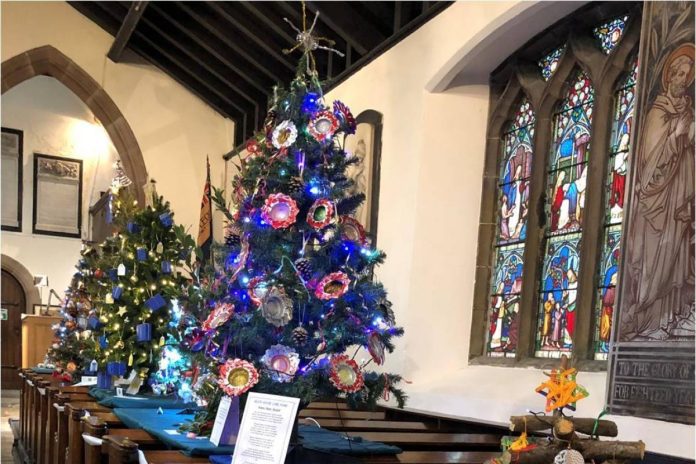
[88,315,101,330]
[126,221,140,233]
[136,247,148,261]
[106,361,126,376]
[136,323,152,342]
[97,371,112,389]
[108,269,118,281]
[161,261,172,274]
[99,335,108,348]
[112,286,123,300]
[301,92,322,114]
[146,293,166,311]
[159,213,173,228]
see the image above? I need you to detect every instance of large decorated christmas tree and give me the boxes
[183,16,405,435]
[86,184,197,392]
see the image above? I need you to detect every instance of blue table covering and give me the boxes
[31,367,55,374]
[114,408,401,458]
[113,408,235,456]
[89,387,198,409]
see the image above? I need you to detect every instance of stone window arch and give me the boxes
[1,45,147,203]
[469,2,643,369]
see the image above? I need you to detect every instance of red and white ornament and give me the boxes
[307,199,335,230]
[271,120,298,149]
[247,276,269,306]
[218,358,259,397]
[202,303,234,332]
[339,216,367,245]
[308,110,339,142]
[367,332,386,365]
[329,355,364,393]
[260,344,299,383]
[261,193,299,229]
[333,101,356,134]
[315,272,351,300]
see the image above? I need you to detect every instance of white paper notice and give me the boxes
[231,392,300,464]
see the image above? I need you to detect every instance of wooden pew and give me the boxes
[65,401,112,464]
[44,387,91,464]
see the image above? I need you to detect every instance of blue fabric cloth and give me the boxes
[298,426,401,455]
[114,409,401,458]
[89,387,198,409]
[113,408,235,456]
[31,367,54,374]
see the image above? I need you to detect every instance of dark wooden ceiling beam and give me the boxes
[305,1,385,54]
[208,2,295,72]
[237,1,296,47]
[149,3,273,97]
[108,1,148,62]
[177,1,289,84]
[136,6,264,116]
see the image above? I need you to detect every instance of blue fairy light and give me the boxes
[301,92,322,114]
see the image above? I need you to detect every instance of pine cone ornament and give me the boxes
[225,233,241,247]
[291,326,308,346]
[287,177,304,195]
[294,258,313,281]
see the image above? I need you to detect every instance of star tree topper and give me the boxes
[534,355,588,413]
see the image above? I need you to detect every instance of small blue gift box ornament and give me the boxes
[108,268,118,281]
[136,247,148,261]
[146,294,166,311]
[106,361,126,377]
[99,335,108,348]
[97,371,112,389]
[126,221,140,233]
[136,323,152,342]
[161,261,172,274]
[112,286,123,300]
[88,315,101,330]
[159,212,173,228]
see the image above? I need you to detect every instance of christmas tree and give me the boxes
[87,185,197,392]
[182,14,405,435]
[46,245,104,381]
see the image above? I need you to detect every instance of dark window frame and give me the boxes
[469,2,643,371]
[1,127,24,232]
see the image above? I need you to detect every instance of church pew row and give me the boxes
[17,370,501,464]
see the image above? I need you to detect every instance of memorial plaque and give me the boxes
[608,1,695,425]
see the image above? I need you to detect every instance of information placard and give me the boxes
[231,392,300,464]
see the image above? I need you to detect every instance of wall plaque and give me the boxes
[608,1,695,425]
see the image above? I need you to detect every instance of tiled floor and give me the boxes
[1,390,20,463]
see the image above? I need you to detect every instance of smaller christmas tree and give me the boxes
[86,184,197,392]
[46,244,103,381]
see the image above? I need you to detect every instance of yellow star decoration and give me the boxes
[535,367,588,412]
[117,306,127,317]
[509,432,530,451]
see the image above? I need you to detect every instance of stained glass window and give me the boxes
[535,69,594,358]
[539,45,566,81]
[487,99,535,357]
[594,16,629,54]
[594,59,638,360]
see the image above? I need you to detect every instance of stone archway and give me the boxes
[1,255,41,314]
[1,45,147,202]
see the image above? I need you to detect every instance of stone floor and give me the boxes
[1,390,20,463]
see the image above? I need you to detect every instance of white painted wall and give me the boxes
[1,1,234,300]
[326,2,695,459]
[2,76,119,306]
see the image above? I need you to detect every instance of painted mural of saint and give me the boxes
[623,43,695,340]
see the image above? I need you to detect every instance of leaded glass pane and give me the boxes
[535,233,581,357]
[487,243,525,356]
[593,60,638,359]
[497,100,534,244]
[594,16,629,54]
[539,45,566,81]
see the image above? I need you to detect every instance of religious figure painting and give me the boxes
[619,2,695,342]
[535,234,581,357]
[487,244,524,356]
[344,110,382,243]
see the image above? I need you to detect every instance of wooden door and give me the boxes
[2,270,25,389]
